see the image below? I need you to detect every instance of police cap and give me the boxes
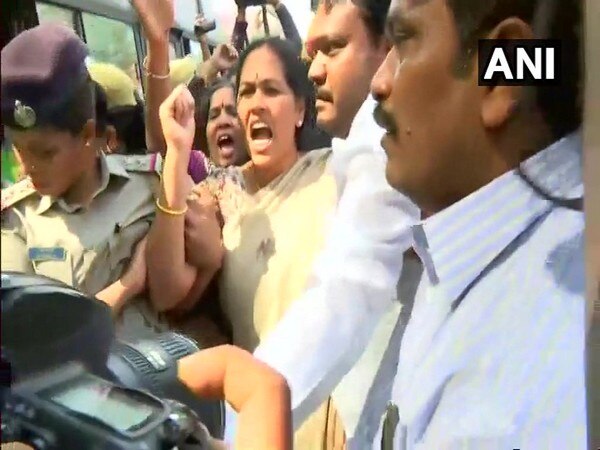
[1,24,89,131]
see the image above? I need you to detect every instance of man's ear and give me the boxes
[480,18,534,130]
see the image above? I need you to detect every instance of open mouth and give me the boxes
[249,121,273,150]
[217,133,235,158]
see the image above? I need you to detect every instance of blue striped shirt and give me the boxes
[376,131,587,449]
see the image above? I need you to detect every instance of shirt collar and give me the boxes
[412,131,583,301]
[332,95,383,151]
[36,151,130,214]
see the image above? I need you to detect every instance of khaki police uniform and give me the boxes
[1,152,167,340]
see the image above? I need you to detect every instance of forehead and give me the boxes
[9,128,69,151]
[210,87,235,106]
[239,46,285,82]
[391,0,434,9]
[308,3,365,42]
[387,0,453,34]
[388,0,438,20]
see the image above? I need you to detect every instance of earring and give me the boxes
[297,120,303,127]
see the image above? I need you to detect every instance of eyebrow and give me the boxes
[238,78,280,88]
[306,31,348,58]
[385,4,422,39]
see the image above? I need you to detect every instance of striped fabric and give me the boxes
[377,132,587,449]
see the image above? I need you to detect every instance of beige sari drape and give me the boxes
[202,148,346,449]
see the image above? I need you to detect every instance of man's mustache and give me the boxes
[373,103,397,135]
[315,88,333,103]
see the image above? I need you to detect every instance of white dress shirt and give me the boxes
[373,132,587,449]
[221,96,419,446]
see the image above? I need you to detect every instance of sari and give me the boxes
[199,147,347,449]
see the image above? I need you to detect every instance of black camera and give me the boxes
[1,272,224,449]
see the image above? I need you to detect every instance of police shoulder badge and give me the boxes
[14,100,36,128]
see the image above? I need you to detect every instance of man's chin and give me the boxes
[315,109,339,136]
[384,161,408,195]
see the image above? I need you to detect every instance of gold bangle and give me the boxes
[155,198,188,216]
[143,56,170,80]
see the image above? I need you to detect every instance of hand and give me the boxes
[131,0,174,43]
[209,44,239,73]
[194,14,213,39]
[184,185,224,270]
[121,236,148,296]
[159,84,196,154]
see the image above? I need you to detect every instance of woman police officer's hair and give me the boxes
[93,81,109,136]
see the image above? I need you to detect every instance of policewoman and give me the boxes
[0,24,166,339]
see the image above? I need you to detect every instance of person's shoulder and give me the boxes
[106,153,162,176]
[493,208,585,310]
[300,147,333,168]
[1,178,38,212]
[533,207,585,292]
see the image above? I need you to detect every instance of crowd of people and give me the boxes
[0,0,588,449]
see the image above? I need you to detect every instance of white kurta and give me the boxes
[221,97,420,447]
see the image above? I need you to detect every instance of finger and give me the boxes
[135,236,148,258]
[186,198,204,218]
[181,88,196,121]
[160,84,187,119]
[192,184,213,197]
[174,90,187,124]
[226,44,238,59]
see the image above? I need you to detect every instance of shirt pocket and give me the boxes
[108,210,153,275]
[30,249,74,286]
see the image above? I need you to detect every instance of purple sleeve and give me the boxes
[187,151,209,183]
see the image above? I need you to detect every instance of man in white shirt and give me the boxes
[370,0,586,448]
[224,1,419,448]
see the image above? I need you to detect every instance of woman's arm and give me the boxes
[146,86,223,313]
[178,345,292,450]
[131,0,174,156]
[194,14,214,62]
[268,0,302,53]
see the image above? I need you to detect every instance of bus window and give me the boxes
[169,41,178,60]
[188,40,202,60]
[36,2,76,31]
[81,12,142,96]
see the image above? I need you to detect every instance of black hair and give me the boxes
[93,81,108,135]
[352,0,392,42]
[234,37,317,149]
[4,77,95,136]
[446,0,582,140]
[106,103,147,154]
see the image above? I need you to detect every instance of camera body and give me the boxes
[1,272,224,449]
[3,363,213,449]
